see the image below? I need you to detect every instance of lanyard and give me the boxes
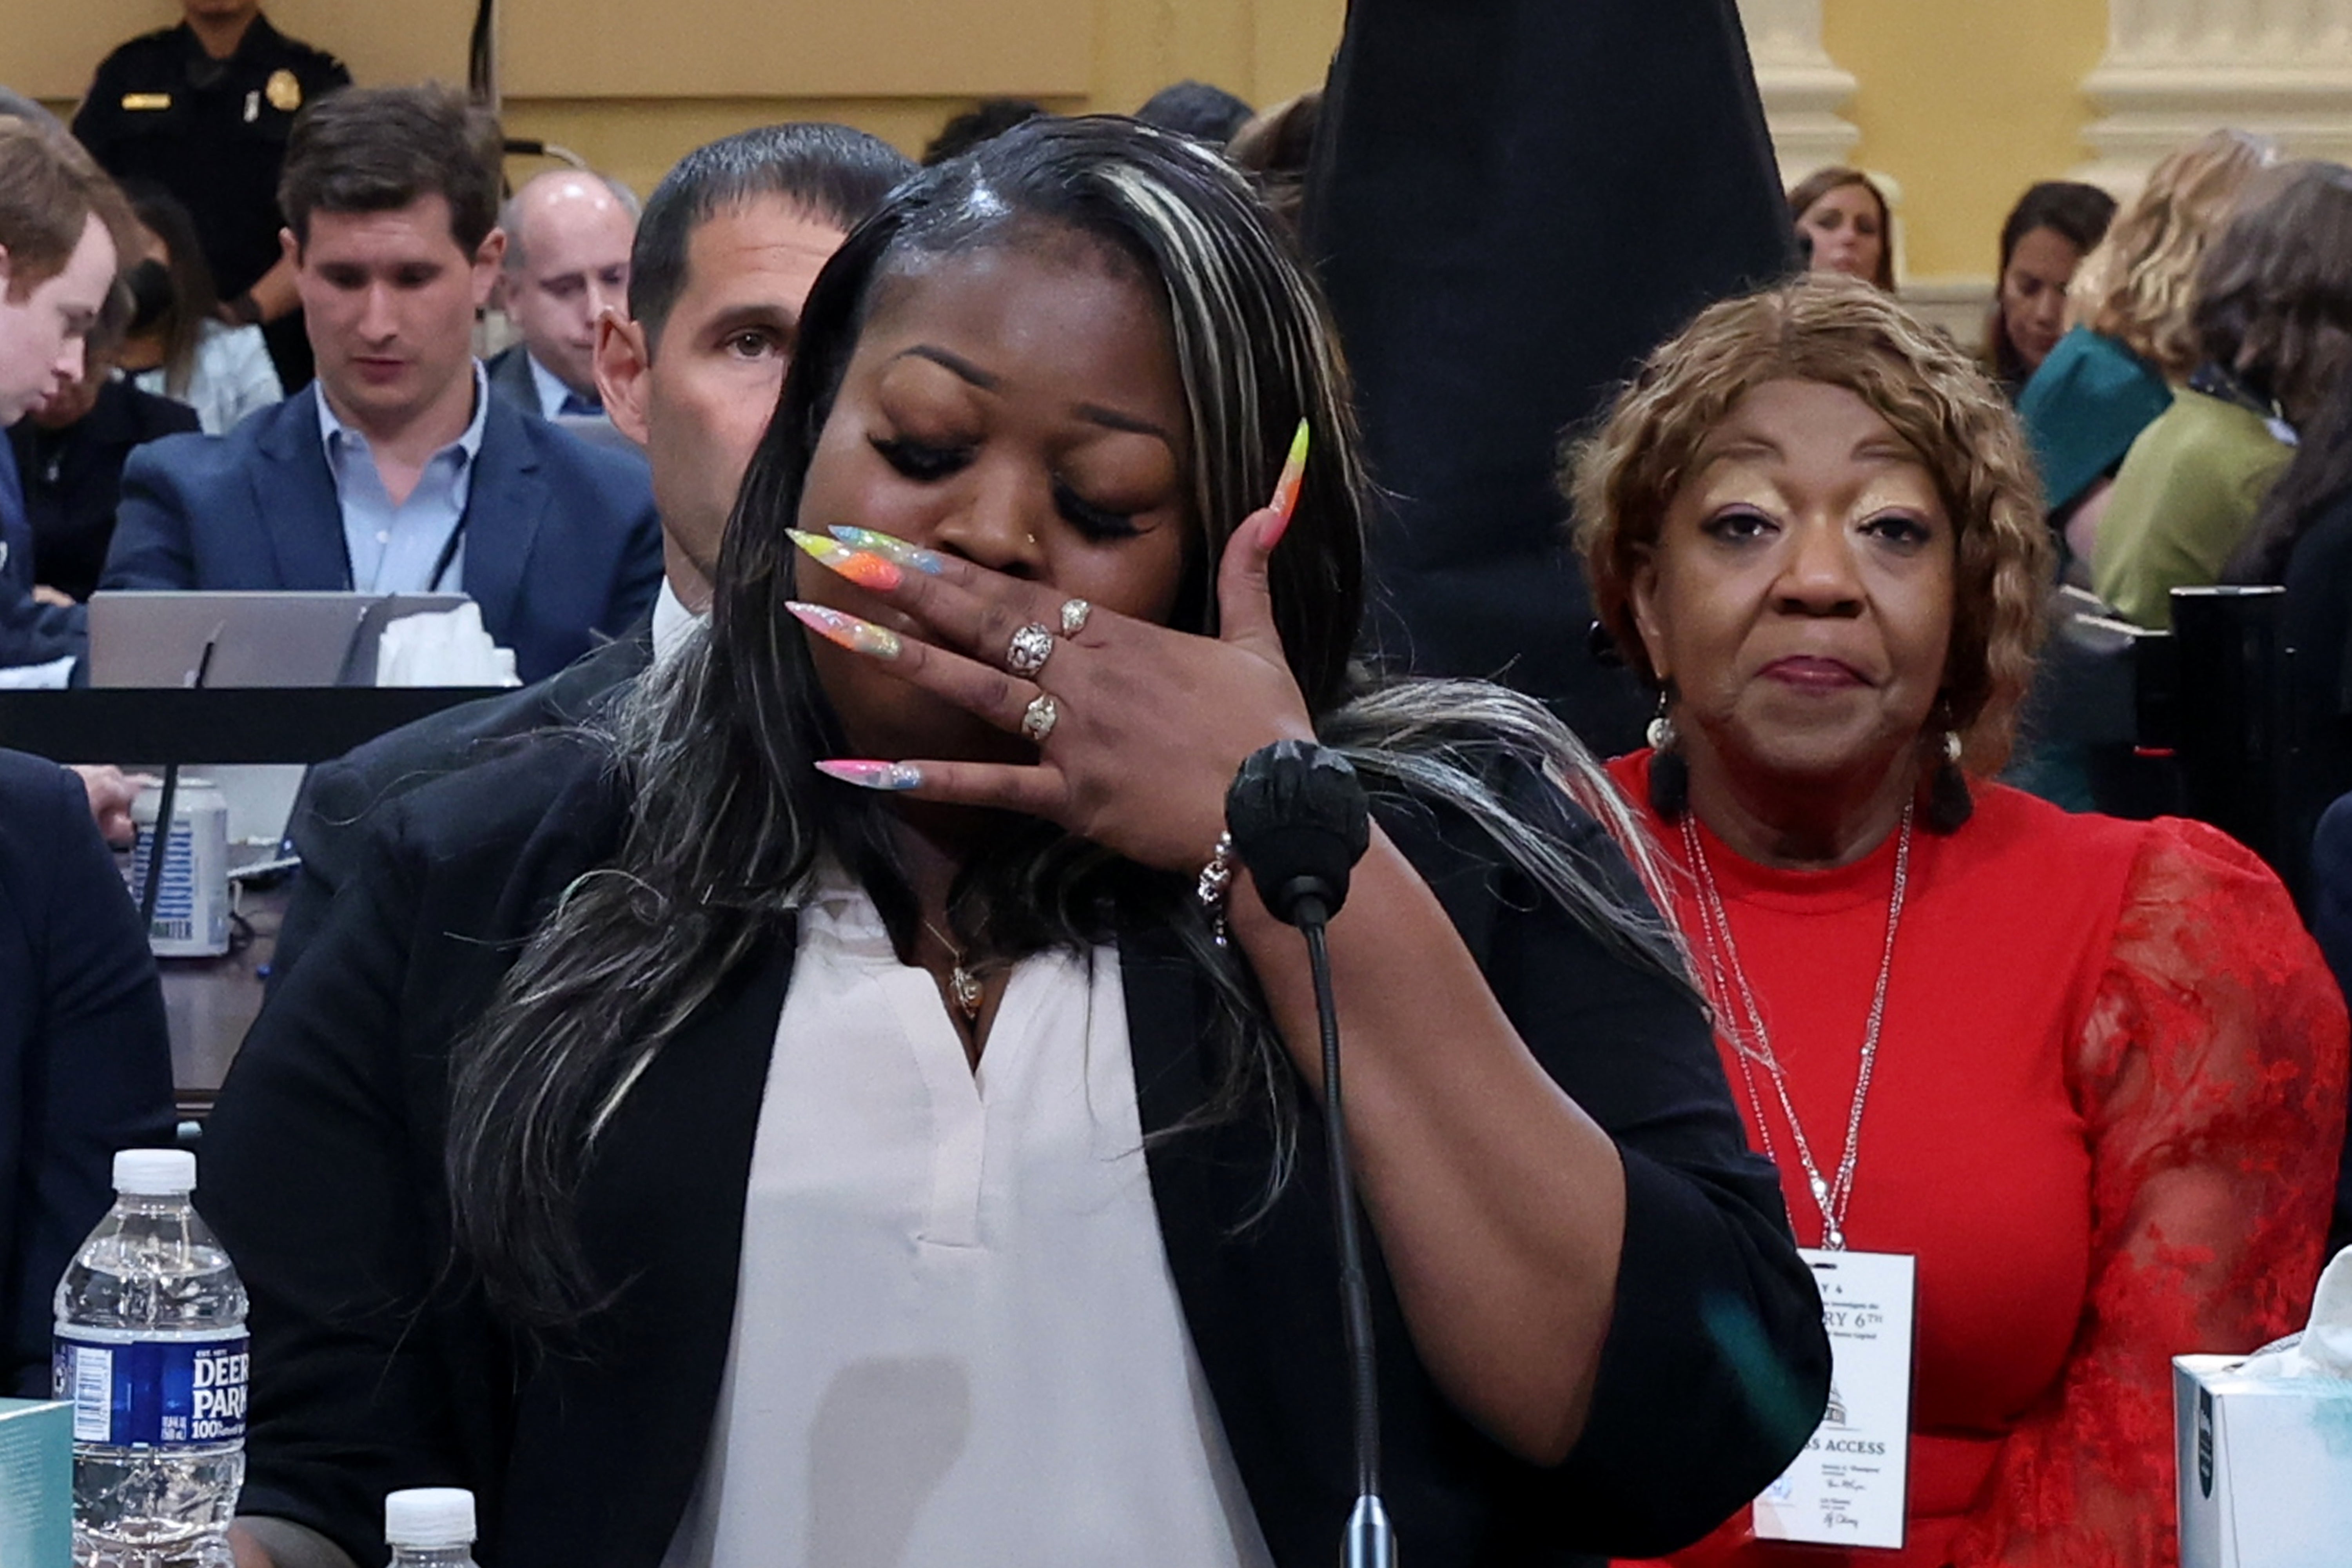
[343,503,467,595]
[1679,806,1914,1250]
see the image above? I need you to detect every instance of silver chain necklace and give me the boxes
[1679,803,1915,1251]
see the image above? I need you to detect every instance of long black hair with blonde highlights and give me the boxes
[446,117,1684,1329]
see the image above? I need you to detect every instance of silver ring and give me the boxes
[1059,597,1093,638]
[1020,693,1060,743]
[1006,622,1055,677]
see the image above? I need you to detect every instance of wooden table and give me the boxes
[158,880,285,1119]
[7,685,513,1120]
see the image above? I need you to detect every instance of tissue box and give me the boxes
[0,1398,70,1568]
[2175,1354,2352,1568]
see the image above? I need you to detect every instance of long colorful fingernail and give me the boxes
[788,529,903,591]
[1262,419,1310,550]
[787,601,902,659]
[828,525,947,575]
[815,759,924,791]
[1270,419,1310,522]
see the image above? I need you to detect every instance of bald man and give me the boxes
[485,168,638,419]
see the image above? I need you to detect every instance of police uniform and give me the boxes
[72,13,349,390]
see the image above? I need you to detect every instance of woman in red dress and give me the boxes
[1570,273,2348,1568]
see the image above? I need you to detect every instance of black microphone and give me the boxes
[1224,740,1392,1567]
[1224,739,1371,929]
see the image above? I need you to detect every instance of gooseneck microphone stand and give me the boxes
[1225,739,1391,1568]
[136,633,216,934]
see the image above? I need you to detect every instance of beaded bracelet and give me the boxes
[1196,830,1237,946]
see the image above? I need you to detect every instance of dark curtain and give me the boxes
[1302,0,1797,753]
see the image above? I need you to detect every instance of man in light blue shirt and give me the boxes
[104,84,660,682]
[318,359,488,593]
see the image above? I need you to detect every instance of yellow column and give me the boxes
[1823,0,2109,284]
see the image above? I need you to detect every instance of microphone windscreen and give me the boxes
[1226,740,1372,925]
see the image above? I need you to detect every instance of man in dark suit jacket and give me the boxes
[98,84,662,684]
[0,114,131,673]
[265,122,915,993]
[483,168,641,422]
[0,137,167,1304]
[0,749,177,1396]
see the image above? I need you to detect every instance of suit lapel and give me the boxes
[1121,927,1239,1325]
[489,346,540,412]
[460,398,547,646]
[252,387,354,590]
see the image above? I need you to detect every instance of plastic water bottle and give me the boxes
[53,1150,248,1568]
[385,1488,479,1566]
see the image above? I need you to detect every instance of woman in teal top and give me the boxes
[2005,134,2284,814]
[2018,328,2170,527]
[2018,131,2275,571]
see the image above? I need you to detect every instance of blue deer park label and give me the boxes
[54,1332,249,1447]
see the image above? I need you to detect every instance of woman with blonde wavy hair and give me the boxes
[2018,129,2277,566]
[1573,272,2346,1568]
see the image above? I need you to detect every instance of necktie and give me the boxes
[559,391,603,418]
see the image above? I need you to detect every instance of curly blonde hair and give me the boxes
[1567,274,2051,773]
[2067,128,2278,379]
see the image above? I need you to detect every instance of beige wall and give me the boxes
[1824,0,2109,285]
[6,1,2122,285]
[4,0,1343,198]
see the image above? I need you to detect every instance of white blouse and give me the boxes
[661,875,1274,1568]
[131,319,281,436]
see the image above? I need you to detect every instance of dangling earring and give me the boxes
[1927,726,1973,833]
[1647,690,1689,820]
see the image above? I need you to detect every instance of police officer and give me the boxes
[72,0,349,391]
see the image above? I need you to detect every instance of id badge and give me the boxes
[1752,1248,1916,1550]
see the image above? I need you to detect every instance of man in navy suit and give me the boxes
[266,123,916,992]
[0,114,129,672]
[485,168,639,421]
[101,84,661,684]
[0,119,176,1394]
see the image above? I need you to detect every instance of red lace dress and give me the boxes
[1607,753,2348,1568]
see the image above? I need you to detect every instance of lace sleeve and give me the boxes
[1949,821,2349,1568]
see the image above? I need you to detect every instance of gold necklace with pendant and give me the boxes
[924,918,984,1021]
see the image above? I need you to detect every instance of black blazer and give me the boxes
[201,738,1827,1568]
[270,623,654,987]
[0,749,176,1394]
[9,376,201,603]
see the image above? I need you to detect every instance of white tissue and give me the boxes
[0,654,78,690]
[374,604,520,688]
[2236,1246,2352,1381]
